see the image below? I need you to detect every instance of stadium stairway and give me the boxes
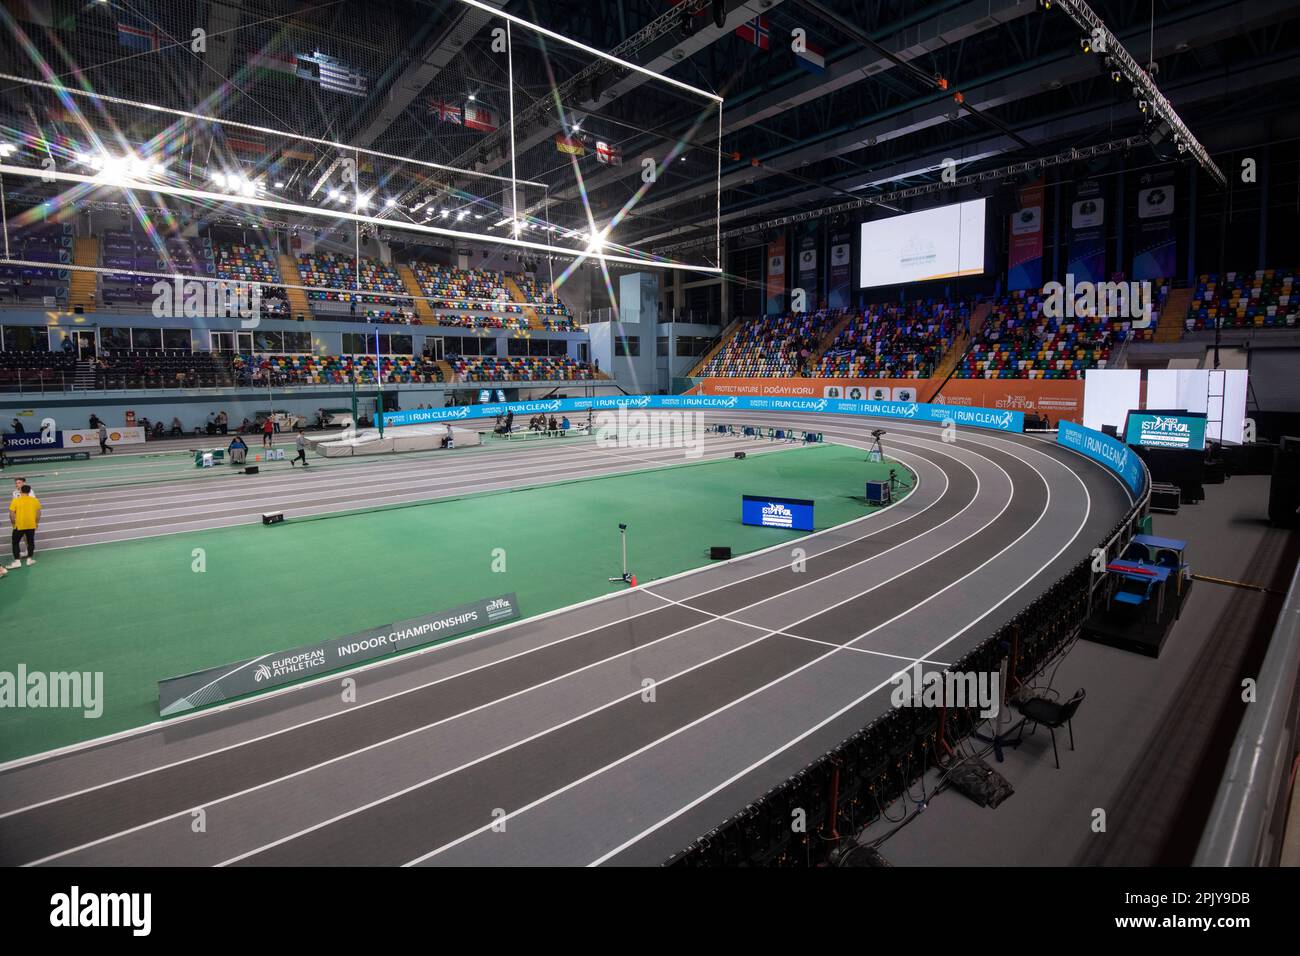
[684,318,742,378]
[501,275,542,327]
[276,254,312,319]
[1156,285,1192,342]
[69,237,99,312]
[396,264,437,324]
[920,300,990,402]
[810,311,854,366]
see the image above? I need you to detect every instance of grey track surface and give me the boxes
[0,412,1131,866]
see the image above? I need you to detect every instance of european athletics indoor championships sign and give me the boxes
[379,394,1025,433]
[158,593,520,715]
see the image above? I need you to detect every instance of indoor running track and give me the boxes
[0,413,1132,866]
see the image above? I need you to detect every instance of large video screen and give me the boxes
[1124,411,1208,452]
[859,199,986,288]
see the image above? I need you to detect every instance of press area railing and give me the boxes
[1194,558,1300,866]
[665,446,1153,866]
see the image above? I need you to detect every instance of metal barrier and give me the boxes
[1194,558,1300,866]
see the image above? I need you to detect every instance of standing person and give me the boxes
[7,483,40,569]
[10,418,24,434]
[261,416,275,448]
[98,422,113,455]
[290,428,309,467]
[13,477,26,499]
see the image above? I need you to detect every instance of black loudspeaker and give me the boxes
[734,451,746,459]
[1268,438,1300,526]
[244,466,259,475]
[262,511,284,525]
[1101,424,1119,438]
[712,0,727,29]
[711,546,732,560]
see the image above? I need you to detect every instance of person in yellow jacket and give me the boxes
[6,483,40,572]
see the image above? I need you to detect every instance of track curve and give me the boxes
[0,412,1132,866]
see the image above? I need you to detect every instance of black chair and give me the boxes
[1013,689,1085,769]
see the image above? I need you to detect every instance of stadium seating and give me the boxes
[92,351,236,389]
[448,355,594,382]
[513,274,575,322]
[954,290,1127,380]
[0,349,77,390]
[701,312,835,377]
[298,252,414,320]
[0,224,72,302]
[410,263,529,329]
[818,300,965,379]
[1185,269,1298,331]
[233,353,443,386]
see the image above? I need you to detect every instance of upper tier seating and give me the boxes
[232,353,443,386]
[701,311,836,377]
[513,274,574,322]
[0,224,72,301]
[449,354,594,382]
[298,252,414,320]
[1185,269,1298,331]
[818,300,966,379]
[410,263,529,330]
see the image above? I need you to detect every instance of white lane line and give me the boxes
[582,441,1092,866]
[209,447,1010,867]
[13,447,960,864]
[408,442,1071,867]
[0,429,949,783]
[0,436,946,809]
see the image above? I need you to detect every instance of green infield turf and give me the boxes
[0,442,911,761]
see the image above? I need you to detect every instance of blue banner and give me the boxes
[2,431,61,451]
[1057,420,1145,496]
[743,495,815,531]
[379,395,1025,433]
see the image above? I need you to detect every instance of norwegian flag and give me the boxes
[429,98,462,124]
[596,141,622,166]
[735,16,770,50]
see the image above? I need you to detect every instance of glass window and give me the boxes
[102,327,132,351]
[132,328,162,350]
[163,329,192,352]
[254,330,283,352]
[615,335,640,357]
[282,331,312,353]
[508,337,529,356]
[658,336,670,356]
[549,339,566,357]
[385,334,413,355]
[342,332,367,354]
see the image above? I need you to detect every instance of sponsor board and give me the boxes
[378,393,1023,433]
[1057,420,1145,496]
[3,450,90,463]
[2,431,61,450]
[157,593,519,715]
[742,494,814,531]
[63,427,146,447]
[1123,412,1207,452]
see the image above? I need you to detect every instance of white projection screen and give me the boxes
[859,199,986,288]
[1083,369,1142,432]
[1147,369,1249,445]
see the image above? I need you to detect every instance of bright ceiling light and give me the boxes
[0,145,16,157]
[273,180,285,189]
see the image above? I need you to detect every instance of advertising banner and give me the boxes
[796,220,820,306]
[383,392,1023,433]
[742,494,814,531]
[2,431,61,451]
[827,230,853,310]
[159,593,520,716]
[1007,178,1045,291]
[1132,168,1176,281]
[62,426,146,448]
[1057,420,1145,496]
[1068,179,1107,284]
[694,377,1084,422]
[765,235,786,315]
[1123,412,1207,451]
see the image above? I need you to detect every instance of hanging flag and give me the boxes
[247,51,299,77]
[735,16,770,50]
[429,98,462,124]
[555,135,586,157]
[795,42,825,75]
[463,105,497,132]
[596,141,622,166]
[116,20,163,52]
[295,52,367,97]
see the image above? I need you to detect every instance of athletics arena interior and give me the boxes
[0,0,1299,889]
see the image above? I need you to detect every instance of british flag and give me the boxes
[116,20,163,53]
[735,16,770,50]
[429,98,462,124]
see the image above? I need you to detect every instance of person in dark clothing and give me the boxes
[10,419,24,434]
[290,429,309,467]
[98,423,113,455]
